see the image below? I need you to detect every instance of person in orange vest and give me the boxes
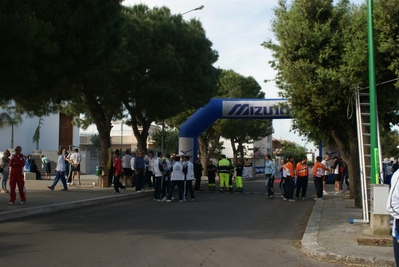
[313,156,326,200]
[283,155,296,202]
[295,157,309,200]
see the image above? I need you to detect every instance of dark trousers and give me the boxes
[161,177,169,198]
[135,169,144,191]
[296,176,308,198]
[284,177,294,199]
[168,180,183,201]
[153,176,162,200]
[314,177,323,198]
[265,174,274,197]
[145,171,153,188]
[113,174,125,193]
[184,180,195,200]
[194,173,202,190]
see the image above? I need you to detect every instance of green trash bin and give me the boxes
[95,166,102,176]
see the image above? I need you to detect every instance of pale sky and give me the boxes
[121,0,365,152]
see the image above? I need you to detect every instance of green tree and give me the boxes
[149,126,179,155]
[262,0,399,207]
[0,105,24,148]
[280,140,307,164]
[380,129,399,159]
[217,70,273,163]
[32,117,43,150]
[118,5,219,153]
[90,134,101,149]
[1,0,124,110]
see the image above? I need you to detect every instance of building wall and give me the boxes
[0,111,79,154]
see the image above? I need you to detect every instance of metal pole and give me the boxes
[367,0,379,184]
[161,120,165,153]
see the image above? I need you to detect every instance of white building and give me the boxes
[0,110,80,153]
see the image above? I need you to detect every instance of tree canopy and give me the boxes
[263,0,399,206]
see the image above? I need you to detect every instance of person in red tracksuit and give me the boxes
[8,146,27,205]
[113,149,126,194]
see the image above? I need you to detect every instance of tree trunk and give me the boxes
[198,133,221,176]
[331,128,362,208]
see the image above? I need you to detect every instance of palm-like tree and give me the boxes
[32,117,43,150]
[0,107,23,148]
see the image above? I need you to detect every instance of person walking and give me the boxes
[8,146,27,205]
[313,156,326,200]
[264,154,276,199]
[47,149,68,191]
[0,149,11,193]
[113,149,126,194]
[295,157,309,200]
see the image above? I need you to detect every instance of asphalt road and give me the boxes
[0,177,345,267]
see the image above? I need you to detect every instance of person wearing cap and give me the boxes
[295,157,309,200]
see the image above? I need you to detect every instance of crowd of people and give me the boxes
[0,146,353,206]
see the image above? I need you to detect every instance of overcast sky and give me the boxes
[101,0,364,153]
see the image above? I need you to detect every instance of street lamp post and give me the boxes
[181,5,204,15]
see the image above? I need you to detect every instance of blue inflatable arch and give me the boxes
[178,98,292,160]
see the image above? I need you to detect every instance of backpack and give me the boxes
[339,164,345,175]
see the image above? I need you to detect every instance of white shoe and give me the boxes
[314,197,323,201]
[323,190,329,195]
[288,199,296,202]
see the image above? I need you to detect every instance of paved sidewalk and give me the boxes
[0,175,395,266]
[301,189,395,267]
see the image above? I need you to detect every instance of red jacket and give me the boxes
[10,153,25,176]
[114,157,123,176]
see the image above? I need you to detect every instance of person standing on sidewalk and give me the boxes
[386,169,399,266]
[321,155,330,195]
[313,156,325,200]
[194,157,203,191]
[47,149,68,191]
[0,149,11,193]
[264,154,276,199]
[113,149,125,194]
[330,156,343,195]
[8,146,27,205]
[295,157,309,200]
[152,152,163,201]
[69,148,81,185]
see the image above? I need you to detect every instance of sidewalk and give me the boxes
[0,176,395,266]
[301,185,395,267]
